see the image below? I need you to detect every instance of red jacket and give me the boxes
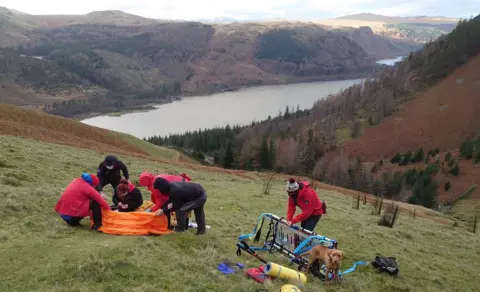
[139,172,191,212]
[287,181,324,224]
[55,178,111,217]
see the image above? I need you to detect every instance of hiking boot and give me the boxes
[174,227,185,232]
[196,229,206,235]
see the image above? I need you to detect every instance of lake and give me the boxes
[82,57,403,138]
[82,79,363,138]
[376,56,405,66]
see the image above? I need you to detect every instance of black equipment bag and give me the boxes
[371,256,399,276]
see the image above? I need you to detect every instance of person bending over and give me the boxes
[153,178,207,235]
[138,171,191,228]
[96,155,129,206]
[285,178,324,232]
[55,173,111,230]
[116,179,144,212]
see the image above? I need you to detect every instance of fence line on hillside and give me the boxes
[340,188,478,233]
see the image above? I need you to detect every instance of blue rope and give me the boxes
[339,261,369,276]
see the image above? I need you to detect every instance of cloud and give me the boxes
[0,0,477,20]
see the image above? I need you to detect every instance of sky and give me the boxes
[0,0,478,21]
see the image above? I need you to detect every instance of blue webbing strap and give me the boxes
[339,261,368,276]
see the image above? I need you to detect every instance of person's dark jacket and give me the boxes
[97,155,129,186]
[153,179,206,213]
[118,182,143,212]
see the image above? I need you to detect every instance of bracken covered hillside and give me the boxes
[0,7,451,118]
[149,15,480,210]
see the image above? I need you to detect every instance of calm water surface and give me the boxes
[82,79,364,138]
[82,57,403,138]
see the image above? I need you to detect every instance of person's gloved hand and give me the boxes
[144,209,151,212]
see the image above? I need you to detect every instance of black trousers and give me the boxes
[63,200,103,229]
[301,215,321,232]
[64,216,83,226]
[97,175,121,205]
[90,200,103,229]
[174,194,207,233]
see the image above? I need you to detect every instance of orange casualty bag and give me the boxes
[91,210,173,235]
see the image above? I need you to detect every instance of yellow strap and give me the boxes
[276,266,283,278]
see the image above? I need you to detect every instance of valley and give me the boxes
[0,5,479,292]
[148,15,480,219]
[0,7,458,118]
[0,4,477,234]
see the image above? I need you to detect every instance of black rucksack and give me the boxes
[371,256,399,276]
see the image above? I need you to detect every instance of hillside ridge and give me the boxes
[147,15,480,212]
[0,6,458,118]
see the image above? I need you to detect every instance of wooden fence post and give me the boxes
[413,209,416,218]
[378,197,383,215]
[363,194,367,205]
[356,194,360,209]
[474,215,477,234]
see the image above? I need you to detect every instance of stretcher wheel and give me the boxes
[310,260,322,278]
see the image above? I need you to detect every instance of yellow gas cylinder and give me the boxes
[280,284,302,292]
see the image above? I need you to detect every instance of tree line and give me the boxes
[144,16,480,209]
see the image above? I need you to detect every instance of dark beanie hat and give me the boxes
[153,177,171,194]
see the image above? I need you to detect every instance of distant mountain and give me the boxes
[0,8,387,118]
[0,7,448,118]
[317,13,459,44]
[337,13,459,24]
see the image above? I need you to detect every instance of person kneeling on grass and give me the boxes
[115,178,143,212]
[153,178,207,235]
[54,173,111,230]
[285,178,325,232]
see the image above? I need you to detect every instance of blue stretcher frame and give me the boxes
[236,213,343,280]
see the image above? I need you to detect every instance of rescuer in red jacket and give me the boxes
[286,178,325,232]
[138,171,191,228]
[55,173,111,230]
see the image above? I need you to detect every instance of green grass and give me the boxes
[0,135,479,292]
[335,127,352,146]
[113,132,180,161]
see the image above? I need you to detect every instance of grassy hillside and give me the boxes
[0,135,479,291]
[0,104,179,161]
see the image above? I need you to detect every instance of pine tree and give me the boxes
[268,138,276,169]
[294,129,313,176]
[223,141,234,169]
[284,106,290,119]
[259,137,271,169]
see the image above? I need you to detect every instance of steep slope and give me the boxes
[338,55,480,203]
[0,7,37,48]
[337,26,421,59]
[150,15,480,211]
[0,104,180,161]
[184,22,377,93]
[341,54,480,160]
[1,135,478,292]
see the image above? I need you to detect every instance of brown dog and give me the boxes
[299,245,344,284]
